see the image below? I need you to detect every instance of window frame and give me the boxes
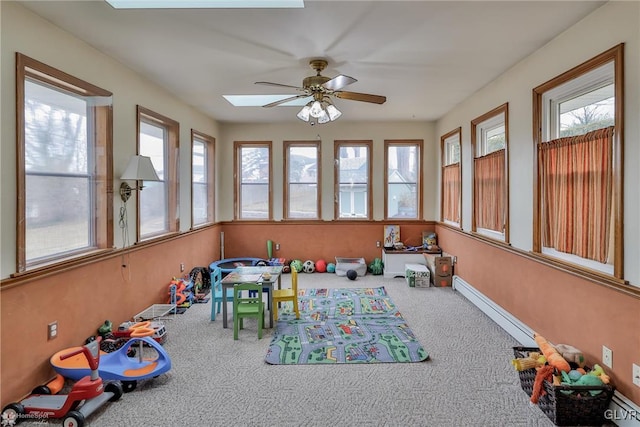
[533,44,624,281]
[15,53,113,274]
[471,103,510,243]
[191,130,215,228]
[334,140,373,220]
[136,105,180,242]
[384,139,423,220]
[440,128,462,227]
[234,141,273,220]
[283,140,321,220]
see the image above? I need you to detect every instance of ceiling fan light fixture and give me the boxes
[326,104,342,121]
[317,109,330,124]
[309,100,323,118]
[297,104,311,121]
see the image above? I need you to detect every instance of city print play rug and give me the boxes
[265,287,429,364]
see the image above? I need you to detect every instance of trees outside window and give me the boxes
[285,142,320,219]
[334,141,372,220]
[192,130,214,227]
[235,142,272,220]
[533,44,623,279]
[385,140,422,219]
[137,106,179,240]
[16,53,113,272]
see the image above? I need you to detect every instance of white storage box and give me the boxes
[405,263,430,287]
[335,257,367,277]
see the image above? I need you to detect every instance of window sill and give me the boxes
[437,224,639,299]
[4,248,116,289]
[471,230,510,248]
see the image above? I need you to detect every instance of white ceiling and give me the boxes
[19,0,605,124]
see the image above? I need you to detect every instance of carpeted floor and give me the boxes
[265,286,428,364]
[66,272,558,427]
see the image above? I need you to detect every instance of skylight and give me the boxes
[106,0,304,9]
[223,95,311,107]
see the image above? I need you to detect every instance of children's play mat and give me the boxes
[265,287,429,365]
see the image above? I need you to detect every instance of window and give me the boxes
[16,53,113,273]
[334,141,372,219]
[385,140,422,219]
[533,44,623,279]
[192,130,214,227]
[440,128,461,226]
[471,103,509,242]
[235,141,272,219]
[137,106,179,240]
[284,141,320,219]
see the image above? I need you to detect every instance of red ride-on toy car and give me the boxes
[1,338,123,427]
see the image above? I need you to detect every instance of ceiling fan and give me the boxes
[255,59,386,123]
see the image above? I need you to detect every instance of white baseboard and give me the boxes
[451,275,640,427]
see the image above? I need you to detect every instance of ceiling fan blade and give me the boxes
[334,91,386,104]
[323,74,357,91]
[255,81,303,90]
[262,94,309,108]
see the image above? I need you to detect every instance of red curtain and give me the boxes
[538,127,613,263]
[442,163,460,223]
[474,149,505,232]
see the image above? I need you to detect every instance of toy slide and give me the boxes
[51,333,171,393]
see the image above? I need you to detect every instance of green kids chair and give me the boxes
[232,283,265,340]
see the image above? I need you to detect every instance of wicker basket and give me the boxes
[513,346,615,426]
[513,346,539,396]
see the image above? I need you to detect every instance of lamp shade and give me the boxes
[326,104,342,121]
[309,101,323,118]
[121,155,160,181]
[317,109,330,124]
[297,104,311,121]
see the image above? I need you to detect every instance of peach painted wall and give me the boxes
[220,221,435,263]
[0,226,221,405]
[437,224,640,403]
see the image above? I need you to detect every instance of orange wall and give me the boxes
[436,224,640,403]
[0,225,221,404]
[3,221,638,408]
[221,221,435,263]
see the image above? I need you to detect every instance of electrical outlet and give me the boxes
[48,321,58,340]
[180,263,185,272]
[275,243,280,251]
[376,241,381,248]
[633,363,640,387]
[602,345,613,368]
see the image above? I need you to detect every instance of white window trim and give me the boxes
[476,113,505,156]
[444,134,460,166]
[542,61,613,141]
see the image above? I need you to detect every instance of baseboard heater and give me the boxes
[451,275,537,347]
[451,275,640,427]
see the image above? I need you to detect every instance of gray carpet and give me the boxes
[79,273,554,426]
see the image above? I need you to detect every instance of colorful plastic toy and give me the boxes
[51,322,171,393]
[1,338,123,427]
[111,321,167,345]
